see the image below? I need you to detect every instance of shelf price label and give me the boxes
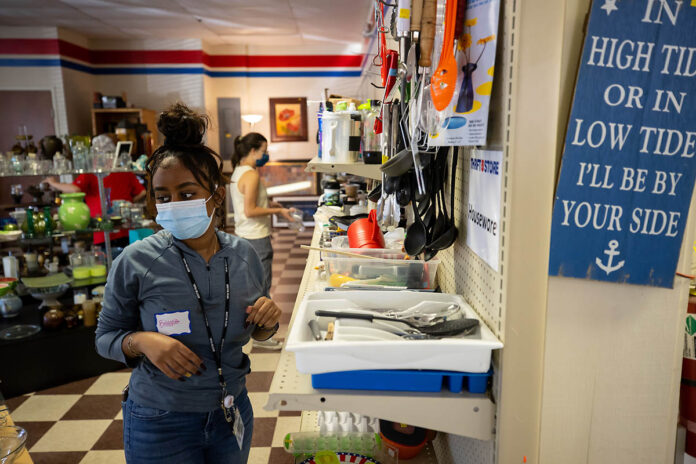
[549,0,696,288]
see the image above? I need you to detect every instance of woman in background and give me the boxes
[230,133,296,350]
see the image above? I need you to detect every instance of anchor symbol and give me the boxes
[595,239,625,275]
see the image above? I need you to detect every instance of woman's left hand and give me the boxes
[246,297,281,329]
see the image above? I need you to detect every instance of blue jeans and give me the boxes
[122,391,253,463]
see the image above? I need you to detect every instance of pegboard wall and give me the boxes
[433,0,517,461]
[437,147,505,340]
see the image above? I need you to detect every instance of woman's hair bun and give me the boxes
[158,103,208,146]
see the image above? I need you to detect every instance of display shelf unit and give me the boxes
[305,157,381,180]
[91,107,159,146]
[0,169,146,271]
[265,226,496,441]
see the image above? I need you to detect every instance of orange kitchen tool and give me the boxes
[430,0,459,111]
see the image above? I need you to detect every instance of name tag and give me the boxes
[154,311,191,336]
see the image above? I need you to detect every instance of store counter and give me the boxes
[0,296,123,397]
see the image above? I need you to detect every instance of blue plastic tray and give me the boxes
[311,368,492,394]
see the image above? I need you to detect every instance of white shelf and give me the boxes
[0,169,145,178]
[267,350,495,440]
[265,223,496,441]
[305,157,382,180]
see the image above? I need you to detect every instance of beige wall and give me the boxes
[0,28,68,135]
[205,75,360,160]
[537,0,693,462]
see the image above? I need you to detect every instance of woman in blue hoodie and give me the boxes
[96,103,281,464]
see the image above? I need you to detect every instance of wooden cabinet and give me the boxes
[91,108,159,148]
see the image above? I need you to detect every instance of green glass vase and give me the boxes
[58,193,91,231]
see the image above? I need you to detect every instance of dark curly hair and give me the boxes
[146,103,228,223]
[232,132,267,168]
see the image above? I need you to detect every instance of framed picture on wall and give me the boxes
[269,97,308,142]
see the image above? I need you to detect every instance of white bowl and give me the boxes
[27,283,70,309]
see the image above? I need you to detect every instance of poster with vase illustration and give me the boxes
[429,0,500,147]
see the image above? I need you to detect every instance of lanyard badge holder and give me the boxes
[179,250,244,449]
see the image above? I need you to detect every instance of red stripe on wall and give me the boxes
[90,49,204,65]
[0,38,363,68]
[57,40,91,63]
[0,38,59,55]
[204,54,364,68]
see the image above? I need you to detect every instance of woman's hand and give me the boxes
[245,297,282,329]
[280,207,299,223]
[43,176,58,187]
[131,332,205,381]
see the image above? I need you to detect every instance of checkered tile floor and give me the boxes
[5,228,314,464]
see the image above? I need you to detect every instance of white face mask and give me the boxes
[155,193,215,240]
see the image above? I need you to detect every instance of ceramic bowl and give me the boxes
[27,283,70,309]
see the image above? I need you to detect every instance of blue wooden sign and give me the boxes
[549,0,696,288]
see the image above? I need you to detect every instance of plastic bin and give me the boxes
[286,291,503,374]
[311,368,493,394]
[322,250,439,289]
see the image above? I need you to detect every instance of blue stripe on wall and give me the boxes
[0,58,61,67]
[0,58,360,78]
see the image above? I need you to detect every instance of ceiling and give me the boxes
[0,0,373,48]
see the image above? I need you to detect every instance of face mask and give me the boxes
[155,194,215,240]
[255,153,270,167]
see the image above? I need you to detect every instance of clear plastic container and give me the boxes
[288,210,305,232]
[322,249,439,290]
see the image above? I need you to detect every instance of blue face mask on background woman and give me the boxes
[255,153,269,167]
[155,194,215,240]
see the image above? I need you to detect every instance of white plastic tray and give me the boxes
[285,291,503,374]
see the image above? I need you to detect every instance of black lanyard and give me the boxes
[177,249,230,393]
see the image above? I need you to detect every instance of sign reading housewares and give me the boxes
[467,149,502,271]
[549,0,696,288]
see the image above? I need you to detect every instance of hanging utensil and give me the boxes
[404,176,428,256]
[427,147,450,247]
[411,0,424,41]
[430,0,459,111]
[397,0,412,67]
[375,50,399,135]
[418,0,438,67]
[430,149,459,250]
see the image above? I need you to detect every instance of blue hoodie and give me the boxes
[95,229,266,412]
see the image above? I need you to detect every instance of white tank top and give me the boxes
[230,165,272,239]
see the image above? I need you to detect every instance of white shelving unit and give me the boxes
[265,226,496,443]
[305,157,382,180]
